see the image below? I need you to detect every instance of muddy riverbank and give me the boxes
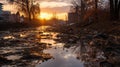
[0,26,84,67]
[0,27,53,67]
[54,28,120,67]
[0,25,120,67]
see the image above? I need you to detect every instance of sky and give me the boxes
[0,0,72,20]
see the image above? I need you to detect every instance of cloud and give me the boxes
[40,1,71,8]
[0,0,5,3]
[3,4,17,13]
[38,0,71,2]
[40,1,72,13]
[1,0,71,15]
[41,6,70,13]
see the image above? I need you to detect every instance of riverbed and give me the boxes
[0,26,84,67]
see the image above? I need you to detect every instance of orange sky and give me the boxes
[1,0,72,20]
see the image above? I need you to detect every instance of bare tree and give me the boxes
[110,0,120,20]
[70,0,108,23]
[8,0,40,21]
[70,0,86,23]
[95,0,98,22]
[31,3,40,19]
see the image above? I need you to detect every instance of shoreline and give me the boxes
[0,22,41,31]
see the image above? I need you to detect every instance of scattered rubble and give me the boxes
[0,56,12,65]
[0,29,53,66]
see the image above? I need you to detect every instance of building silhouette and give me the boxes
[0,3,3,14]
[0,3,22,23]
[68,6,79,24]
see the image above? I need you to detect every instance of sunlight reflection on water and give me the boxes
[36,47,84,67]
[36,26,84,67]
[3,35,15,39]
[6,55,22,60]
[0,26,84,67]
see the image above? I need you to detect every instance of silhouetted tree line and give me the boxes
[8,0,40,21]
[110,0,120,20]
[70,0,120,23]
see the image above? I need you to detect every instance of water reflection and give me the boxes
[19,34,27,38]
[6,55,22,60]
[36,47,84,67]
[3,35,15,40]
[36,28,84,67]
[0,26,86,67]
[0,28,53,66]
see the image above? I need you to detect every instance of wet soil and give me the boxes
[0,28,52,67]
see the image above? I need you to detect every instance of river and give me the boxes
[0,26,84,67]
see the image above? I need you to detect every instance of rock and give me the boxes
[42,53,52,61]
[100,61,114,67]
[0,56,12,64]
[21,54,42,60]
[107,56,120,64]
[94,33,109,40]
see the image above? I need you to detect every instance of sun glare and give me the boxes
[39,13,52,20]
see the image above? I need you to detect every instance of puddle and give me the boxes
[36,32,84,67]
[36,47,84,67]
[3,35,15,40]
[6,55,22,60]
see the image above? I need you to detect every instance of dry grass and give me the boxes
[81,21,120,35]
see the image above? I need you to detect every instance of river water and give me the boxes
[0,26,84,67]
[36,26,84,67]
[36,36,83,67]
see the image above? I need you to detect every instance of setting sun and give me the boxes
[39,13,52,20]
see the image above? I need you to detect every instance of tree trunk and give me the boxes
[118,1,120,19]
[110,0,114,20]
[95,0,98,22]
[26,0,31,21]
[28,11,31,21]
[114,0,119,20]
[80,0,85,23]
[32,12,35,19]
[110,0,120,21]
